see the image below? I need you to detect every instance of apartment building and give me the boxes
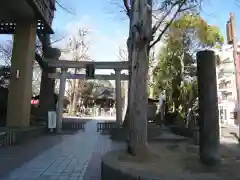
[215,44,237,126]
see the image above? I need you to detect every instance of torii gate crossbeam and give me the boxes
[48,73,129,80]
[46,59,129,69]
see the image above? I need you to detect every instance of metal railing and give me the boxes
[0,128,13,147]
[97,121,116,132]
[62,119,86,130]
[76,108,116,117]
[0,131,8,147]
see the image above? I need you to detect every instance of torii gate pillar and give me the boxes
[115,69,122,126]
[56,68,67,133]
[7,21,37,127]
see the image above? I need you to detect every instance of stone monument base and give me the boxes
[101,142,240,180]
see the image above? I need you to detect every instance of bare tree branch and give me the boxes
[152,3,176,35]
[56,0,75,15]
[123,0,131,17]
[121,0,200,49]
[117,46,128,61]
[57,28,92,114]
[150,0,187,48]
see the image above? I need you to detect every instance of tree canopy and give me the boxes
[152,14,223,118]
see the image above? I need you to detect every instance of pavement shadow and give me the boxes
[0,133,70,178]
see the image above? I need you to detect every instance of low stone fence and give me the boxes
[170,125,199,145]
[0,126,45,146]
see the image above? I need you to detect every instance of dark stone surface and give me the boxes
[197,50,220,165]
[101,150,137,180]
[110,125,165,141]
[110,127,128,141]
[101,150,153,180]
[170,125,199,145]
[102,145,240,180]
[170,125,197,138]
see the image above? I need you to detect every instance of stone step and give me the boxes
[110,128,127,141]
[149,131,188,142]
[148,127,163,138]
[110,126,171,141]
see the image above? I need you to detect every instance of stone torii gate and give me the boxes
[47,59,129,132]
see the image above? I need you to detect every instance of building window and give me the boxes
[218,80,232,89]
[219,106,227,122]
[221,92,232,101]
[218,72,224,78]
[224,109,227,120]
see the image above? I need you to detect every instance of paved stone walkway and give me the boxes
[0,133,66,178]
[0,120,124,180]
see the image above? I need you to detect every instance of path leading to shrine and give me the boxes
[0,119,124,180]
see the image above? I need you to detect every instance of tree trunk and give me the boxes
[39,35,58,120]
[68,91,73,113]
[122,37,132,128]
[127,0,152,156]
[71,79,79,115]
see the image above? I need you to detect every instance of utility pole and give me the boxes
[227,13,240,138]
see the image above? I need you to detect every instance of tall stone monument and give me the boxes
[197,50,220,166]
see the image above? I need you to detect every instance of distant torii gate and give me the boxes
[47,59,129,132]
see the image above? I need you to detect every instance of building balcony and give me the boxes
[218,76,233,82]
[218,88,231,93]
[217,71,235,80]
[0,0,55,34]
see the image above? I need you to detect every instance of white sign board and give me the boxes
[48,111,57,129]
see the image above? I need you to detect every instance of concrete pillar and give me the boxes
[56,68,67,133]
[39,45,61,121]
[197,50,220,166]
[6,21,36,128]
[115,69,122,126]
